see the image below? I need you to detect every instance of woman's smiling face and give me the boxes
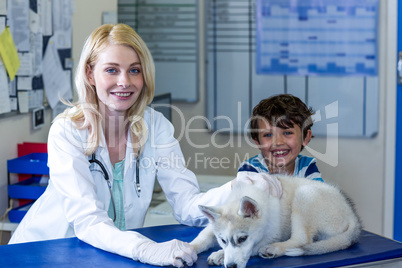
[87,44,144,116]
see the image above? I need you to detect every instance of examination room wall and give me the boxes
[0,0,396,241]
[172,0,397,239]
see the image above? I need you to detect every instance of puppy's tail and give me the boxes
[286,219,362,256]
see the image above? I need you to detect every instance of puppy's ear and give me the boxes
[199,205,221,223]
[238,196,259,218]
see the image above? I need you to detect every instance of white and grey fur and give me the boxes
[190,175,362,268]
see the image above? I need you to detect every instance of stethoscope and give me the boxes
[89,149,141,222]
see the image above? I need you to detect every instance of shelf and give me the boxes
[8,202,34,223]
[6,153,50,223]
[7,153,49,175]
[8,176,48,200]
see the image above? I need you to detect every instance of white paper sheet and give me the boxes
[53,29,72,49]
[39,0,52,36]
[0,0,6,15]
[29,9,41,34]
[29,89,44,109]
[17,76,32,90]
[42,38,71,108]
[18,91,28,113]
[30,32,43,76]
[52,0,73,32]
[0,17,5,33]
[7,0,30,52]
[52,0,73,49]
[9,97,17,111]
[16,52,33,76]
[0,61,11,114]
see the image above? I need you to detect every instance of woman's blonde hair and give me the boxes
[58,24,155,155]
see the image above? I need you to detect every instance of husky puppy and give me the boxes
[190,173,362,268]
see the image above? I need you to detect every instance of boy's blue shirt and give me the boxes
[238,153,323,182]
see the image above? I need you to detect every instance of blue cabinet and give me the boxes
[7,153,49,223]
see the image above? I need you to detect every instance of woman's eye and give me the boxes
[130,68,140,74]
[106,68,117,74]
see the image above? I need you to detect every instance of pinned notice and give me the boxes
[0,27,20,81]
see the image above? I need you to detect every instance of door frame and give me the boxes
[390,0,400,240]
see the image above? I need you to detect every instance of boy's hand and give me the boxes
[232,172,283,198]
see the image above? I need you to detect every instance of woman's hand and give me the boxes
[134,239,197,267]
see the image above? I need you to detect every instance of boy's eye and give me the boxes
[263,133,272,138]
[284,131,293,135]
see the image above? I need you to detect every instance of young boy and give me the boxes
[238,94,323,181]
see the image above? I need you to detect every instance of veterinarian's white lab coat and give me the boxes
[9,107,232,259]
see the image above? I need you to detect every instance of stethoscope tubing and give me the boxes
[89,154,117,222]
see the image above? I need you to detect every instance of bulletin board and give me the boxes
[0,0,74,118]
[117,0,199,102]
[205,0,379,138]
[256,0,378,76]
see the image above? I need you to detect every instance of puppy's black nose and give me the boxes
[226,264,237,268]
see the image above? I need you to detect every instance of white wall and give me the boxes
[0,0,396,239]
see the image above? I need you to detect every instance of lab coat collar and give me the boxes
[96,127,136,178]
[96,111,151,179]
[97,131,112,179]
[125,131,134,176]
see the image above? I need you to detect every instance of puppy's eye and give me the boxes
[238,236,248,244]
[221,238,227,245]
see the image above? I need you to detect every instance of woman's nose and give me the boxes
[117,73,129,88]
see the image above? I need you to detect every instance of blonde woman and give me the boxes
[9,24,234,267]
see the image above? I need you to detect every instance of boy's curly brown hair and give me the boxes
[250,94,315,145]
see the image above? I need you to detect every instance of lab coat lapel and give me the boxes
[98,129,113,182]
[125,118,150,180]
[124,130,135,183]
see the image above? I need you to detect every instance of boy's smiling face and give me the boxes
[254,118,312,175]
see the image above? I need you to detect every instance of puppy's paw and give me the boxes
[258,246,276,259]
[207,249,224,266]
[285,248,304,257]
[258,243,286,259]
